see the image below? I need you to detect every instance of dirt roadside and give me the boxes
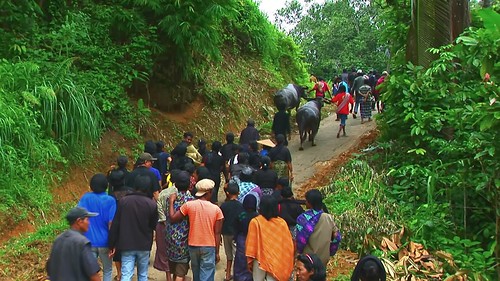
[143,109,378,281]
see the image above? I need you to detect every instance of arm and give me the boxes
[214,219,223,263]
[287,162,294,182]
[169,193,186,223]
[90,273,100,281]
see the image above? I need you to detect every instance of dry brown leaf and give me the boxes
[422,261,435,271]
[382,237,399,251]
[398,247,409,261]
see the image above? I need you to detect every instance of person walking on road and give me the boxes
[108,175,159,281]
[46,206,100,281]
[169,179,224,281]
[332,84,354,138]
[78,174,117,281]
[246,195,295,281]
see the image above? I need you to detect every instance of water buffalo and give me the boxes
[273,84,307,111]
[296,99,323,150]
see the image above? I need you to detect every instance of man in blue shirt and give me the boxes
[78,173,117,281]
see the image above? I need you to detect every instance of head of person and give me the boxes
[343,68,348,73]
[138,152,157,168]
[195,179,215,199]
[247,119,255,127]
[116,155,128,169]
[226,181,240,198]
[90,173,108,193]
[357,69,363,76]
[249,140,258,152]
[175,170,191,192]
[225,132,235,143]
[281,186,294,199]
[318,77,325,82]
[66,206,98,233]
[276,134,285,145]
[172,142,188,157]
[156,141,165,153]
[276,177,289,190]
[338,84,346,93]
[243,193,257,212]
[363,75,370,85]
[240,166,254,182]
[359,260,383,281]
[382,70,388,77]
[305,189,327,212]
[183,132,194,144]
[185,162,196,175]
[260,156,271,170]
[169,169,182,184]
[334,77,341,83]
[144,140,156,155]
[259,195,279,220]
[211,141,222,152]
[195,166,211,181]
[134,175,151,193]
[296,253,326,281]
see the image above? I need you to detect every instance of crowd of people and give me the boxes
[46,81,388,281]
[309,69,389,138]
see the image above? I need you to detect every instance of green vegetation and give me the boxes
[0,0,308,213]
[318,2,499,280]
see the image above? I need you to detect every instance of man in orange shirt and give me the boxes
[169,179,224,281]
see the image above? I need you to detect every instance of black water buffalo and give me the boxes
[273,84,307,111]
[296,99,323,150]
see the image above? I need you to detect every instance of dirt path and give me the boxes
[141,109,377,281]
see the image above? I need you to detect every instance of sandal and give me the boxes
[224,275,233,281]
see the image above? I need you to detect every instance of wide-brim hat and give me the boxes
[257,139,276,148]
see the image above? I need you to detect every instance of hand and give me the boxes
[216,253,220,263]
[169,193,177,204]
[108,248,115,258]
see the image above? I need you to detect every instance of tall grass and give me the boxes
[0,60,104,210]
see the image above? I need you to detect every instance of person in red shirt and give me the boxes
[308,77,331,100]
[331,85,354,138]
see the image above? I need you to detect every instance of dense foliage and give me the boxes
[275,0,388,79]
[0,0,308,212]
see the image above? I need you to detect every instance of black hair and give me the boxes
[260,156,271,170]
[305,189,329,212]
[156,141,165,153]
[183,132,193,139]
[351,255,386,281]
[259,195,279,220]
[297,253,326,281]
[343,68,348,73]
[281,186,293,198]
[176,171,191,191]
[211,141,222,152]
[144,140,156,155]
[277,177,290,188]
[134,175,151,193]
[226,181,240,195]
[226,132,235,143]
[338,85,346,93]
[185,162,196,174]
[116,155,128,169]
[172,142,188,157]
[90,173,108,193]
[195,166,211,180]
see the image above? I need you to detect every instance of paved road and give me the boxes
[124,109,377,280]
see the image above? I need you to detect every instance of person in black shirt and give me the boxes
[203,141,225,203]
[107,155,130,199]
[269,134,293,182]
[169,142,194,172]
[253,156,277,196]
[220,182,245,281]
[124,153,161,200]
[221,132,238,181]
[248,140,261,170]
[239,119,260,152]
[278,187,304,237]
[153,141,170,186]
[272,105,291,146]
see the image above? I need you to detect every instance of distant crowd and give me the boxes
[46,84,388,281]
